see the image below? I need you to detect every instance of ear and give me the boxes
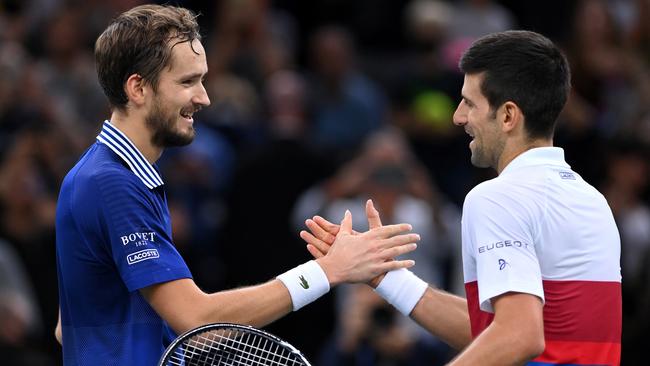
[500,101,523,133]
[124,74,147,107]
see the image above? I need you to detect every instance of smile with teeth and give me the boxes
[466,130,475,148]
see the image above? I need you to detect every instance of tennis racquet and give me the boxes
[158,323,312,366]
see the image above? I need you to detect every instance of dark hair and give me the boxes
[95,5,201,110]
[459,30,571,139]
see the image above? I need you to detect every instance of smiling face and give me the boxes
[145,38,210,148]
[453,73,505,169]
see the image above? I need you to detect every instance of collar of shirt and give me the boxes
[96,120,164,189]
[500,146,570,176]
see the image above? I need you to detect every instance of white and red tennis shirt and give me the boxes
[462,147,621,365]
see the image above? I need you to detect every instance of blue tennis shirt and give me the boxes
[56,121,192,365]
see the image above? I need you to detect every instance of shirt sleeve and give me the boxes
[463,185,544,313]
[81,169,192,292]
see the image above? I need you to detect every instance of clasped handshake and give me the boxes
[299,199,419,287]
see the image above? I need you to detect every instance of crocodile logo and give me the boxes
[299,275,309,289]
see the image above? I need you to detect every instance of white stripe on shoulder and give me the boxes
[96,135,157,189]
[102,123,164,186]
[96,121,164,189]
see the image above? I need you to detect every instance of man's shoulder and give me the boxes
[464,173,541,212]
[63,143,145,194]
[465,176,509,200]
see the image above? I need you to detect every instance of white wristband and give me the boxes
[277,260,330,311]
[374,268,428,316]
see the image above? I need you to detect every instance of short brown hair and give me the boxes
[95,4,201,110]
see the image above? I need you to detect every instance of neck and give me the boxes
[109,109,162,164]
[496,138,553,174]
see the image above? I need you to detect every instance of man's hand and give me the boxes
[303,200,394,287]
[301,199,381,256]
[314,207,418,286]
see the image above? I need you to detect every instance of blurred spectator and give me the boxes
[200,0,299,148]
[447,0,516,40]
[399,0,460,137]
[293,127,461,364]
[0,39,31,154]
[293,127,461,291]
[307,26,387,157]
[0,239,51,365]
[32,6,107,137]
[220,70,337,359]
[497,1,574,42]
[625,0,650,144]
[601,140,650,364]
[603,141,650,280]
[0,124,65,362]
[208,0,298,89]
[562,0,650,139]
[159,124,235,292]
[628,0,650,64]
[200,72,264,147]
[556,0,650,188]
[318,284,450,366]
[381,0,475,206]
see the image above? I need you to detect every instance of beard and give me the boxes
[145,96,195,148]
[469,133,504,170]
[470,140,491,168]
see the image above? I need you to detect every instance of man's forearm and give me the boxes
[202,280,295,328]
[410,287,472,350]
[142,278,295,334]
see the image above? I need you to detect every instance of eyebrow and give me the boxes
[178,72,207,81]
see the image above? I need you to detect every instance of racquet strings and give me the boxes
[163,327,306,366]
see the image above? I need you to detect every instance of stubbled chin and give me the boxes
[173,120,195,139]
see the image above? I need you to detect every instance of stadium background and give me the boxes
[0,0,648,364]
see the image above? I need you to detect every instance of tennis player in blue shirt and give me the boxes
[54,5,421,365]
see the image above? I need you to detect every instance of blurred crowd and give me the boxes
[0,0,649,365]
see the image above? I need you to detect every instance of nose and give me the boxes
[194,83,211,107]
[452,102,466,126]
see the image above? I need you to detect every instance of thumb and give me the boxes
[339,210,352,235]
